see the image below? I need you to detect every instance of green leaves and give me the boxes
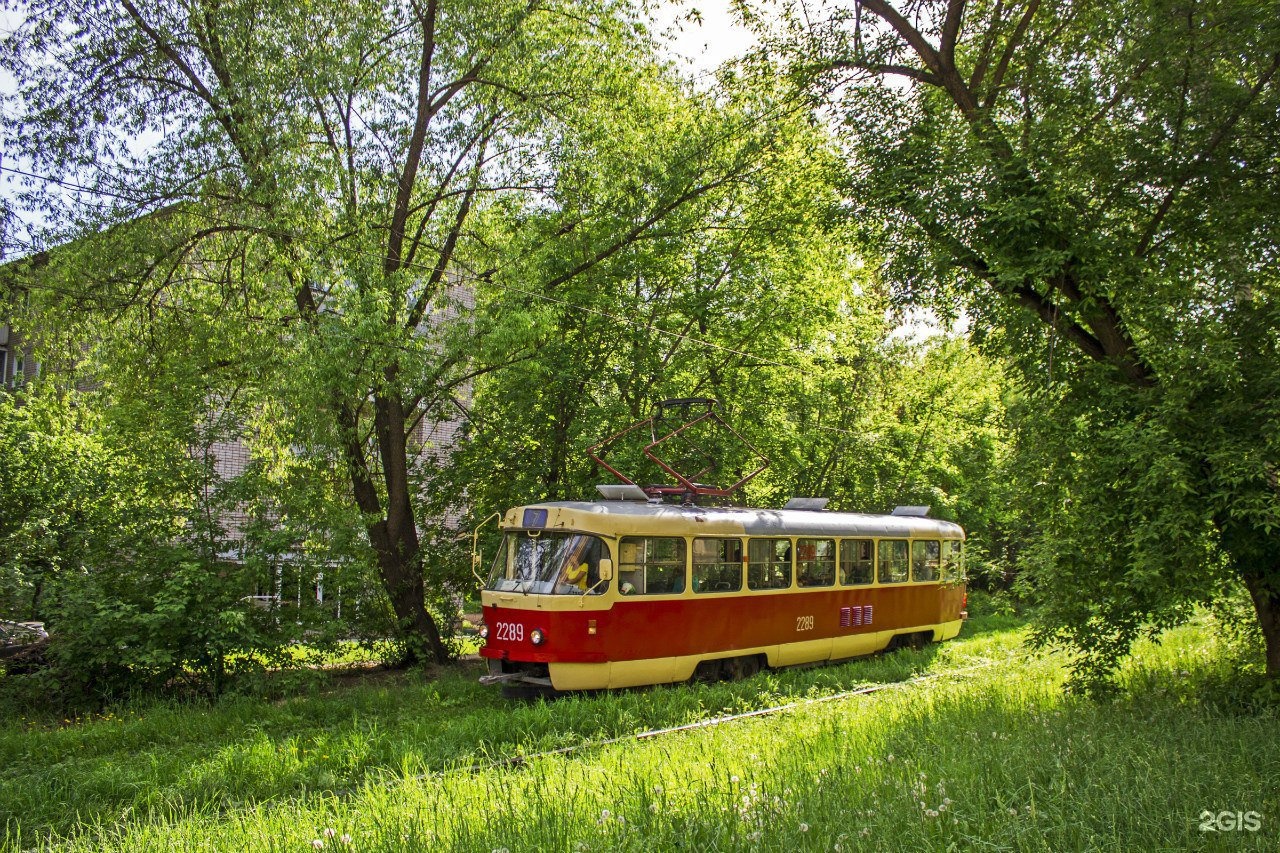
[766,0,1280,684]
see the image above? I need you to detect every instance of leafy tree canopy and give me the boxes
[761,0,1280,687]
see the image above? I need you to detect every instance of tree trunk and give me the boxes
[367,518,450,666]
[1218,508,1280,678]
[1242,572,1280,678]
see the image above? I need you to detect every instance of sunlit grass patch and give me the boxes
[3,616,1277,851]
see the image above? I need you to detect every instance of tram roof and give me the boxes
[505,500,965,539]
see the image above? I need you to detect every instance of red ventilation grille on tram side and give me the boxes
[839,606,873,628]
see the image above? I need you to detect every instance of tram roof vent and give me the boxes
[784,497,829,511]
[891,505,932,517]
[596,484,650,501]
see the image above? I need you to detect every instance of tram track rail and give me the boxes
[414,655,1016,784]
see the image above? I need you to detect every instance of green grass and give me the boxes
[2,614,1276,851]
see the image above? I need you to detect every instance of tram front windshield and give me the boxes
[487,532,608,595]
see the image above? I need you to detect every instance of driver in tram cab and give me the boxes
[558,537,593,591]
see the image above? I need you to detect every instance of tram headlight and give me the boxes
[530,628,546,646]
[478,625,489,640]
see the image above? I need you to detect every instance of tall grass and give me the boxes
[2,615,1275,851]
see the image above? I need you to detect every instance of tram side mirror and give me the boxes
[598,558,614,581]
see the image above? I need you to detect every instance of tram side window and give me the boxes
[796,538,835,587]
[693,538,743,593]
[748,538,792,590]
[878,539,909,583]
[941,540,965,581]
[839,539,874,586]
[912,540,941,582]
[618,537,687,595]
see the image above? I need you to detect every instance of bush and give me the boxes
[0,390,286,707]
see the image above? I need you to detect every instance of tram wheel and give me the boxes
[726,654,762,681]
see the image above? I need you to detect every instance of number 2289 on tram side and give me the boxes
[477,498,966,694]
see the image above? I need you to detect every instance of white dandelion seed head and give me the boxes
[311,842,324,851]
[324,829,337,839]
[800,823,810,832]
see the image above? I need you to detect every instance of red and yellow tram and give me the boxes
[478,494,966,693]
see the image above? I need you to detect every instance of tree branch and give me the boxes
[1137,51,1280,257]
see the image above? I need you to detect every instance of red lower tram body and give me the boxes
[481,582,966,691]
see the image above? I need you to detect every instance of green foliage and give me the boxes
[3,0,836,666]
[773,0,1280,686]
[0,389,275,703]
[1,618,1276,851]
[429,111,1018,574]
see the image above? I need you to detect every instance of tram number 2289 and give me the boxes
[795,615,815,632]
[494,622,525,642]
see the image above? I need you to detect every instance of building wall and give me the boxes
[0,323,39,388]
